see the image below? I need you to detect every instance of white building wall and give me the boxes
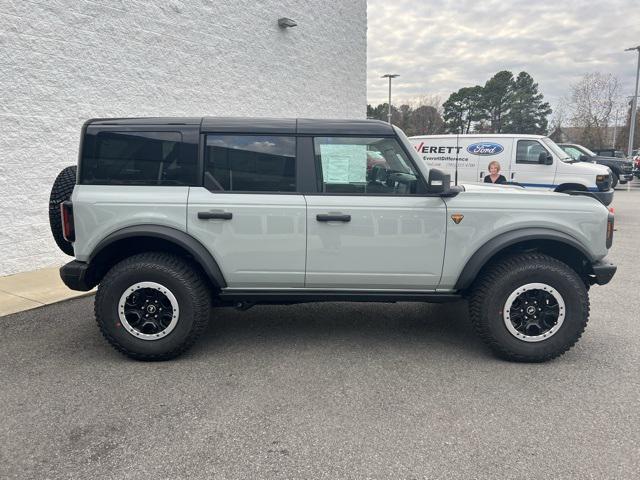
[0,0,367,276]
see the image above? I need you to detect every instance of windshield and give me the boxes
[394,126,424,164]
[560,145,585,161]
[579,145,597,156]
[542,137,573,162]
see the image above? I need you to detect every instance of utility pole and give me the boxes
[612,107,620,147]
[381,74,399,124]
[625,46,640,157]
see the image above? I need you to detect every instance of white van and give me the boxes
[409,134,614,205]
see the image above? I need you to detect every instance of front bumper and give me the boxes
[591,189,614,206]
[590,259,617,285]
[621,173,634,182]
[60,260,95,291]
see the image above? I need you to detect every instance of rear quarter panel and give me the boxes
[72,185,189,261]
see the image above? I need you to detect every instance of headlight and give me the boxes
[596,175,607,182]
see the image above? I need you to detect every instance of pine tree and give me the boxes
[481,71,515,133]
[504,72,552,134]
[443,86,485,133]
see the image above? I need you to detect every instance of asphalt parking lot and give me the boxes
[2,182,639,479]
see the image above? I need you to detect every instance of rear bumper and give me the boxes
[60,260,95,291]
[590,259,617,286]
[591,189,614,206]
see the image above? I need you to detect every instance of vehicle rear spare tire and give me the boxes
[48,166,77,256]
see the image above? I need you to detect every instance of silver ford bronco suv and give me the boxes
[50,117,616,362]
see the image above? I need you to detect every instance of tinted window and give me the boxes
[81,131,195,185]
[314,137,420,194]
[204,135,296,192]
[516,140,550,164]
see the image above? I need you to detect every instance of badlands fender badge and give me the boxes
[451,214,464,224]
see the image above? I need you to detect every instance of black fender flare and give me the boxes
[553,183,587,192]
[454,228,594,290]
[90,225,227,288]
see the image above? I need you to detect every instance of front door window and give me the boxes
[516,140,551,164]
[313,137,421,195]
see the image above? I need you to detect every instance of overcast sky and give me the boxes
[367,0,640,111]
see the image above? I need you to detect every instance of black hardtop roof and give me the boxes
[87,117,202,126]
[86,117,394,135]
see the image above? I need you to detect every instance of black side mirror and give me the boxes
[427,168,451,194]
[579,154,589,162]
[538,152,553,165]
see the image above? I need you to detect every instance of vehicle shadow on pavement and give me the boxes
[195,300,488,359]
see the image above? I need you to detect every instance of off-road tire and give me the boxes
[611,172,619,189]
[469,253,589,362]
[95,252,211,361]
[48,166,77,256]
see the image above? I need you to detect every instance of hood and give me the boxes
[460,183,552,195]
[457,183,605,209]
[592,155,633,165]
[568,160,611,175]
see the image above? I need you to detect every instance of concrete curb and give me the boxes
[0,266,95,317]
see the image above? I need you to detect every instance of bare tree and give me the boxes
[615,99,640,150]
[408,95,443,115]
[407,95,444,135]
[548,97,568,141]
[367,95,445,136]
[568,73,620,148]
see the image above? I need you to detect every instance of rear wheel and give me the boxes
[95,252,211,360]
[469,253,589,362]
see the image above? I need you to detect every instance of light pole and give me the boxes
[625,46,640,158]
[612,107,619,147]
[381,74,399,124]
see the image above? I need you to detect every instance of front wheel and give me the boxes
[469,253,589,362]
[95,253,211,360]
[611,172,619,189]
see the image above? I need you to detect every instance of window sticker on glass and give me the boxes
[319,144,367,184]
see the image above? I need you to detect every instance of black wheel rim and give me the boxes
[118,282,179,340]
[509,289,559,336]
[503,283,565,342]
[124,288,174,335]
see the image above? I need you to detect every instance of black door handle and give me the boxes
[198,211,233,220]
[316,213,351,222]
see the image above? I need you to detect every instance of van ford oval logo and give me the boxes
[467,142,504,156]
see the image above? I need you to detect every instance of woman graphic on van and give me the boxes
[484,160,507,184]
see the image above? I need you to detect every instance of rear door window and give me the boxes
[81,131,196,185]
[204,135,296,192]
